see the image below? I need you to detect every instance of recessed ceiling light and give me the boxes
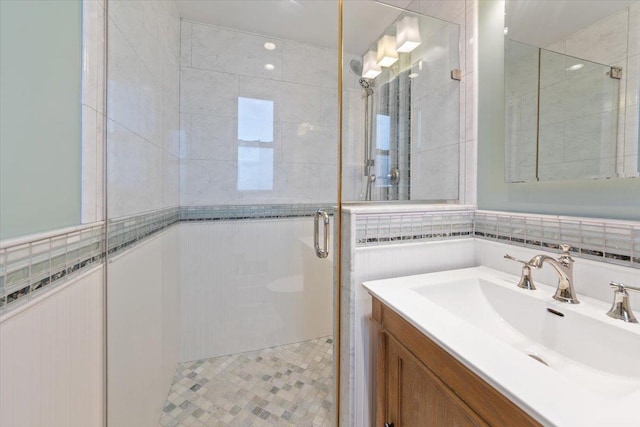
[408,73,419,78]
[264,63,275,71]
[264,42,276,51]
[567,64,584,71]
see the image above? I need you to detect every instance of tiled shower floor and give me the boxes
[159,337,333,427]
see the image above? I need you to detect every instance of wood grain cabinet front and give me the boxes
[372,297,541,427]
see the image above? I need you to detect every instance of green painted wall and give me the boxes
[477,0,640,221]
[0,0,83,240]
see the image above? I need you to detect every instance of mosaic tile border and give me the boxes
[0,223,105,314]
[0,204,334,315]
[474,211,640,269]
[107,207,180,256]
[180,204,335,222]
[355,210,475,246]
[354,209,640,269]
[3,206,638,315]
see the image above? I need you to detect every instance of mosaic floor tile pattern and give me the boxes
[159,337,333,427]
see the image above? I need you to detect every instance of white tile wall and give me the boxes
[179,219,333,362]
[0,267,104,427]
[403,0,478,204]
[180,22,338,206]
[107,0,181,219]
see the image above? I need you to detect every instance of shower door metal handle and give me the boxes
[314,209,330,259]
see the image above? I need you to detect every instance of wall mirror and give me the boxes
[343,2,461,201]
[504,0,640,183]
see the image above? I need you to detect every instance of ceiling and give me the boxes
[507,0,639,48]
[175,0,413,54]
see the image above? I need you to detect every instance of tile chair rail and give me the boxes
[473,211,640,269]
[355,210,476,246]
[179,204,336,222]
[353,209,639,269]
[0,222,105,314]
[0,204,336,315]
[3,206,638,315]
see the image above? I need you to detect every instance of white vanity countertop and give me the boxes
[363,266,640,427]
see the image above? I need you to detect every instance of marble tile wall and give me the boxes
[409,20,461,200]
[404,0,478,204]
[180,21,339,206]
[107,0,181,219]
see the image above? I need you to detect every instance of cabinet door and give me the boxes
[385,335,487,427]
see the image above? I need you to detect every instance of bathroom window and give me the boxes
[237,97,274,191]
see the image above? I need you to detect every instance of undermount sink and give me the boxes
[362,266,640,426]
[413,274,640,395]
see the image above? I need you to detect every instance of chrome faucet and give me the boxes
[529,244,579,304]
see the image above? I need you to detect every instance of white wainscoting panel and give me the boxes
[179,218,333,362]
[0,266,104,427]
[346,238,476,427]
[107,227,179,427]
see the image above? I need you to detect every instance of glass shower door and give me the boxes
[106,1,340,426]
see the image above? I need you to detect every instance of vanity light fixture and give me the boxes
[264,42,276,50]
[264,63,275,70]
[396,16,422,53]
[377,35,399,67]
[362,50,382,79]
[504,26,509,35]
[408,73,419,78]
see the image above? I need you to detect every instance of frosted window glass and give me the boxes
[237,147,274,191]
[0,0,82,240]
[238,97,274,142]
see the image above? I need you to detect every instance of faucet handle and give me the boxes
[558,244,574,265]
[607,282,639,323]
[504,254,531,265]
[504,254,536,290]
[609,281,640,293]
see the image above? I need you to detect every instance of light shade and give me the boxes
[396,16,422,53]
[377,35,398,67]
[362,50,382,79]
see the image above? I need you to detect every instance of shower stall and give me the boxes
[104,1,461,426]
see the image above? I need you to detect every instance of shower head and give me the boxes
[358,78,371,89]
[349,59,363,76]
[359,78,374,96]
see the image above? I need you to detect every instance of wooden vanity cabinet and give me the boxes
[372,297,541,427]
